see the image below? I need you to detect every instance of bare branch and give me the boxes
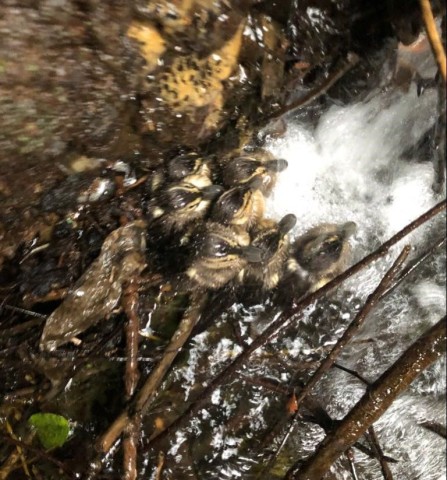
[419,0,446,81]
[366,426,394,480]
[145,200,446,449]
[263,245,410,473]
[285,316,446,479]
[98,291,208,453]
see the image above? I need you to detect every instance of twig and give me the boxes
[0,434,74,478]
[0,317,46,337]
[379,236,446,299]
[333,363,370,385]
[97,291,209,453]
[285,316,446,479]
[264,52,359,122]
[153,451,165,480]
[122,278,142,480]
[366,426,394,480]
[346,448,359,480]
[419,0,446,81]
[294,246,410,407]
[123,279,141,399]
[1,304,47,319]
[419,421,447,439]
[433,37,446,194]
[145,200,446,449]
[123,420,139,480]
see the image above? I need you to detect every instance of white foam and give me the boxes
[263,60,446,480]
[266,84,441,249]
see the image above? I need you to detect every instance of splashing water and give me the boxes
[265,84,439,247]
[146,48,445,480]
[260,59,446,479]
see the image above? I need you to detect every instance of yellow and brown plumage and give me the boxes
[139,22,245,145]
[186,222,262,290]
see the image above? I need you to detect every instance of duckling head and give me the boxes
[291,221,357,291]
[222,155,288,195]
[186,222,263,290]
[149,182,224,232]
[210,176,265,228]
[168,152,211,188]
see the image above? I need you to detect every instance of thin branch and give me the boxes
[123,279,141,400]
[98,291,209,453]
[419,421,447,439]
[122,279,142,480]
[333,363,370,385]
[123,420,139,480]
[285,316,446,479]
[145,200,446,449]
[264,52,359,122]
[294,245,410,407]
[262,246,410,474]
[419,0,446,81]
[346,448,359,480]
[366,426,394,480]
[380,236,446,299]
[0,318,46,337]
[0,434,74,478]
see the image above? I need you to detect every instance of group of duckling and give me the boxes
[146,148,356,298]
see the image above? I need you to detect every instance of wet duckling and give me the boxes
[168,152,212,189]
[210,177,265,229]
[242,214,297,290]
[148,181,224,234]
[288,221,357,293]
[186,222,263,290]
[222,154,288,195]
[147,152,211,197]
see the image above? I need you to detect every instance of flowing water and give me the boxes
[141,43,446,480]
[262,72,446,480]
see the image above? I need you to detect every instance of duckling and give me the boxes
[186,222,263,290]
[221,153,288,195]
[148,181,224,234]
[288,221,357,293]
[168,152,212,189]
[210,177,265,229]
[241,214,297,290]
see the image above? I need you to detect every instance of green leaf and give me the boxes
[28,413,70,450]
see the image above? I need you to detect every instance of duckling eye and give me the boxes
[318,238,342,257]
[168,189,198,209]
[205,237,230,257]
